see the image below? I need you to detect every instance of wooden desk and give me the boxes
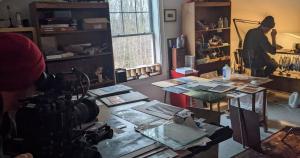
[96,100,232,157]
[153,74,271,131]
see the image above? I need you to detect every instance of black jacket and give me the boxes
[243,27,276,69]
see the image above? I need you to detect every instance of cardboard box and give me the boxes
[83,18,108,30]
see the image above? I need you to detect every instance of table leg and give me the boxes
[217,102,221,112]
[238,107,247,148]
[252,93,256,112]
[164,91,167,103]
[263,90,268,132]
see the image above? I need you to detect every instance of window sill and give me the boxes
[125,63,162,81]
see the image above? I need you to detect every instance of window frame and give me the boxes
[109,0,154,37]
[109,0,156,68]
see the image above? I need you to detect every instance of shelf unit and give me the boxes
[182,1,231,74]
[0,27,37,43]
[30,1,115,88]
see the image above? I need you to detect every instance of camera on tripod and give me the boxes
[5,68,113,158]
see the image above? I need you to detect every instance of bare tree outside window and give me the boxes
[108,0,155,69]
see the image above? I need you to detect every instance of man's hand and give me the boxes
[271,29,277,38]
[15,153,33,158]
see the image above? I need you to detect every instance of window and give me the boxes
[108,0,155,69]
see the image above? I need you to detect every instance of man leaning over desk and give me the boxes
[243,16,282,77]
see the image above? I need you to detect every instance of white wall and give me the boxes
[160,0,183,75]
[0,0,56,26]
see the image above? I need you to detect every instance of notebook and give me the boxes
[101,91,148,107]
[208,85,236,93]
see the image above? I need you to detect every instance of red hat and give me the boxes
[0,33,45,91]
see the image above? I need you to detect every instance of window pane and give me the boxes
[113,34,154,69]
[110,13,123,36]
[136,0,149,12]
[137,13,150,33]
[108,0,121,12]
[123,13,137,34]
[122,0,136,12]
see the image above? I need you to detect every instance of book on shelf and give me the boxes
[41,27,76,33]
[46,52,74,60]
[100,91,148,107]
[88,84,132,98]
[40,24,70,28]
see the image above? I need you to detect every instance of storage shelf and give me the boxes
[40,29,107,35]
[46,52,112,62]
[198,44,230,51]
[195,2,231,7]
[31,2,108,9]
[197,57,230,65]
[272,71,300,79]
[90,79,115,88]
[196,27,230,33]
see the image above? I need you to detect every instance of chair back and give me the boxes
[230,105,262,151]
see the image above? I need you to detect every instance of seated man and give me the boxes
[0,33,46,158]
[243,16,281,77]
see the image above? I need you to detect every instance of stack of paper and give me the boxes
[101,91,148,107]
[133,100,184,120]
[88,84,132,98]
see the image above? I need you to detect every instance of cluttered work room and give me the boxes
[1,0,300,157]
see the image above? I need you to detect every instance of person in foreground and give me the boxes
[243,16,282,77]
[0,33,46,158]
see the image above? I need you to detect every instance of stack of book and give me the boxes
[40,24,76,32]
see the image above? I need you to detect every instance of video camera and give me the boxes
[5,68,113,158]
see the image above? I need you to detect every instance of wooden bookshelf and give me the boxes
[40,29,107,35]
[46,52,113,62]
[195,2,231,7]
[30,2,115,88]
[182,1,231,74]
[196,27,230,33]
[31,2,108,9]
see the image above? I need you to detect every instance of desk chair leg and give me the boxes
[263,90,268,132]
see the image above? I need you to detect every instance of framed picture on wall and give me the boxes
[164,9,177,22]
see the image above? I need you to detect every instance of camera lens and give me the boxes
[73,97,99,126]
